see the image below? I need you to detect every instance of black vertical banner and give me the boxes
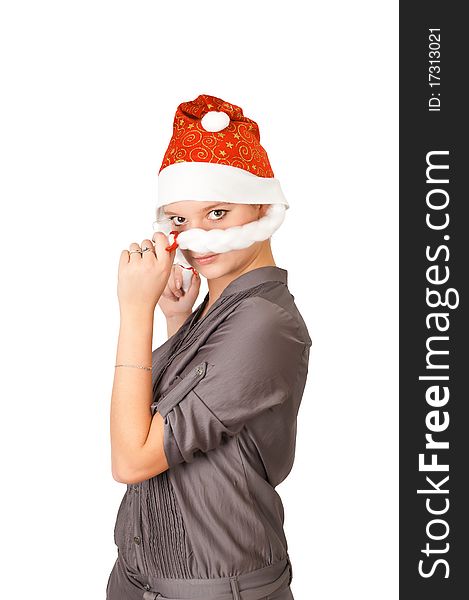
[400,3,467,598]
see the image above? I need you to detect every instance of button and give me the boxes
[195,366,204,375]
[133,484,139,491]
[133,536,141,545]
[144,584,151,591]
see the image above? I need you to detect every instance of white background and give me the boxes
[0,1,398,598]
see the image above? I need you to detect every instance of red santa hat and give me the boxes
[153,94,289,277]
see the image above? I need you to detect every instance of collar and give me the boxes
[220,265,288,298]
[188,266,288,330]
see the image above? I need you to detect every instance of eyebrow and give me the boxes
[163,202,228,216]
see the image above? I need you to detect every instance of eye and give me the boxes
[208,209,228,221]
[169,216,187,227]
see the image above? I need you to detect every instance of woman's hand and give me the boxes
[157,263,201,320]
[117,233,175,317]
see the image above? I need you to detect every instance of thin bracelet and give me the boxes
[115,363,152,371]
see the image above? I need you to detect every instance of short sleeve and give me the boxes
[157,297,306,467]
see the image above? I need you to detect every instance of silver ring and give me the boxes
[141,246,152,253]
[129,249,142,255]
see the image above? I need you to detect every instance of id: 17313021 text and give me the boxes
[428,28,441,112]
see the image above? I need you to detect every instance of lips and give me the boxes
[192,253,219,264]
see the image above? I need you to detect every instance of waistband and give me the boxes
[126,554,293,600]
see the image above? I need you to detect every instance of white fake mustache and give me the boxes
[154,203,286,257]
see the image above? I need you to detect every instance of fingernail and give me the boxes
[176,279,181,289]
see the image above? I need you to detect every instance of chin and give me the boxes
[193,257,233,279]
[194,262,225,277]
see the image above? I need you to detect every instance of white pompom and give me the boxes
[201,110,230,132]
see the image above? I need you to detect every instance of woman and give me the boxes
[108,95,312,600]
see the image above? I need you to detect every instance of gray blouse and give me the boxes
[112,266,312,583]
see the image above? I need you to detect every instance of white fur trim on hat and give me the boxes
[156,161,289,223]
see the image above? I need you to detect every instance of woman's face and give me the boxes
[162,201,270,278]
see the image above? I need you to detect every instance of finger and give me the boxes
[152,232,175,266]
[173,264,184,290]
[119,249,130,266]
[161,272,186,301]
[186,270,201,299]
[140,238,156,261]
[160,287,179,300]
[167,268,183,298]
[128,242,142,262]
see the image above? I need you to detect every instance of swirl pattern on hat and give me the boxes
[159,94,275,178]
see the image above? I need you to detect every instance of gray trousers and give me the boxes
[106,552,294,600]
